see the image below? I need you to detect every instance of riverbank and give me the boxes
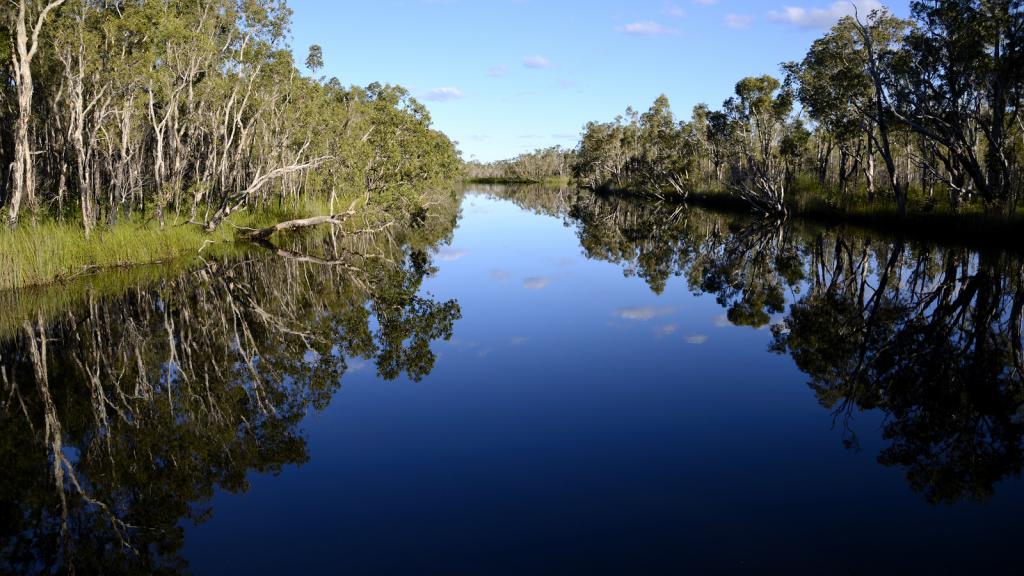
[465,176,571,186]
[584,183,1024,255]
[0,195,356,291]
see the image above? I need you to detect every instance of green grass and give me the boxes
[0,194,358,291]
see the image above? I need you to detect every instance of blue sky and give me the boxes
[288,0,907,162]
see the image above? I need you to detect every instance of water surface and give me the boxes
[3,185,1023,574]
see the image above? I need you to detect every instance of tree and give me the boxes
[6,0,66,228]
[891,0,1024,213]
[724,75,794,214]
[306,43,323,75]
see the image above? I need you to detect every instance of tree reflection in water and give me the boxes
[491,184,1024,506]
[0,205,461,574]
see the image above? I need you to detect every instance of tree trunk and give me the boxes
[7,0,67,228]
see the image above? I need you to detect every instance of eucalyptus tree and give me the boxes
[887,0,1024,212]
[306,43,324,76]
[0,0,460,232]
[5,0,66,228]
[786,15,883,197]
[573,96,692,196]
[723,75,795,215]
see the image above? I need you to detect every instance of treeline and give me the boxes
[573,2,1023,217]
[0,0,460,235]
[465,146,574,183]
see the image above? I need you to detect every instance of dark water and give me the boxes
[2,185,1023,574]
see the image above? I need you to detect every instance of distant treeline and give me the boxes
[0,0,460,234]
[465,146,574,183]
[570,2,1023,217]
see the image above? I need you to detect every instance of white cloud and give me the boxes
[436,247,467,261]
[422,87,464,101]
[686,334,709,345]
[768,0,883,29]
[725,13,753,28]
[523,276,550,289]
[618,21,680,36]
[616,306,675,321]
[667,4,686,17]
[487,64,508,77]
[523,55,551,69]
[656,324,679,337]
[693,0,718,4]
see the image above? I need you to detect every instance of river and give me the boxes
[2,184,1023,574]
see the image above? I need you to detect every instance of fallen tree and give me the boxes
[233,197,362,240]
[204,155,334,232]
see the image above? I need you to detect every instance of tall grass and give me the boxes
[0,194,354,291]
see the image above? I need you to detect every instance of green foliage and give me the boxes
[564,1,1024,219]
[573,95,694,197]
[465,146,574,183]
[0,0,460,234]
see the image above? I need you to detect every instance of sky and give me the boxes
[288,0,908,162]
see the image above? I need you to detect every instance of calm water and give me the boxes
[2,185,1023,574]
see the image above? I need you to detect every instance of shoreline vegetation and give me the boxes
[3,1,1022,290]
[0,0,459,290]
[473,2,1024,243]
[0,194,349,290]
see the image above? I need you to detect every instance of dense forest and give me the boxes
[0,0,460,235]
[464,146,573,183]
[565,2,1023,218]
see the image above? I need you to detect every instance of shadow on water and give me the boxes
[0,200,462,574]
[485,183,1024,506]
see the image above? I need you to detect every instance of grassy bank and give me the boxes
[0,195,354,291]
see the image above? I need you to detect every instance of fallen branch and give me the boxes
[205,155,334,232]
[234,197,360,240]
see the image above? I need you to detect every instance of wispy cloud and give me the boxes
[491,269,510,281]
[422,87,464,101]
[725,13,754,28]
[685,334,709,345]
[768,0,882,29]
[667,4,686,17]
[656,324,678,337]
[510,336,528,346]
[523,276,550,290]
[618,21,680,36]
[487,64,508,77]
[436,247,467,261]
[616,306,675,321]
[693,0,718,5]
[523,54,551,69]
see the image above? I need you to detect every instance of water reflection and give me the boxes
[0,206,461,573]
[3,185,1024,572]
[489,183,1024,505]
